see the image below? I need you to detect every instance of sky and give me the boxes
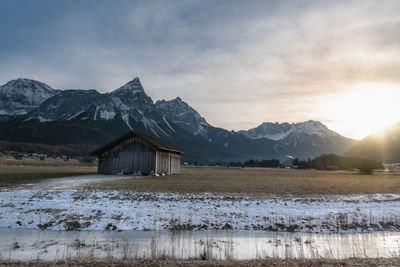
[1,0,400,139]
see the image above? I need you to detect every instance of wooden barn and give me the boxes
[91,131,183,175]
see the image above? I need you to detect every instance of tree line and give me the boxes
[210,153,383,174]
[292,154,383,174]
[227,159,281,168]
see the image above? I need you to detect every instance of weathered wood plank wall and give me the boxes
[156,151,170,174]
[98,136,156,175]
[170,154,180,174]
[98,136,181,175]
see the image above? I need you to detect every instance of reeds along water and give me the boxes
[1,228,400,261]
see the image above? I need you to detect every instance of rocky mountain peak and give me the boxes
[293,120,339,137]
[112,77,144,93]
[238,121,293,141]
[4,78,53,91]
[110,77,153,111]
[0,78,58,116]
[239,120,340,141]
[159,97,189,108]
[156,97,209,137]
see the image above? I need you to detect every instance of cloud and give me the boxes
[1,0,400,138]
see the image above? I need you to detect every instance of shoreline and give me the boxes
[2,228,400,261]
[2,258,400,267]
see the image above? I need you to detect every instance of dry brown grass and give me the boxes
[0,156,97,167]
[1,258,400,267]
[0,165,97,187]
[87,166,400,196]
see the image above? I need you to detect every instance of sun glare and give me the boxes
[321,83,400,139]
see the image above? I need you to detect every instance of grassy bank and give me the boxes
[0,165,96,187]
[87,166,400,196]
[2,258,400,267]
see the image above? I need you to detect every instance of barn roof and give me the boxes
[91,131,183,155]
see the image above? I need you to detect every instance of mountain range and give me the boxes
[0,77,357,163]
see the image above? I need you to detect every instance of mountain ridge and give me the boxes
[345,123,400,163]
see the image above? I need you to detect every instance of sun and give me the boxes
[320,82,400,139]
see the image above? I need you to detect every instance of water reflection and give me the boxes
[1,228,400,261]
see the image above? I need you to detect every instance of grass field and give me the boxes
[0,157,97,187]
[2,162,400,196]
[0,156,97,167]
[0,165,96,187]
[87,166,400,196]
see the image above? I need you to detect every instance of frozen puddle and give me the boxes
[2,228,400,260]
[1,190,400,233]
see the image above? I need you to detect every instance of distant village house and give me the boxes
[91,131,182,175]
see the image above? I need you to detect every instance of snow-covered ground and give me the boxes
[1,178,400,233]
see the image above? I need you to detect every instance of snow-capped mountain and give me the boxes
[239,120,354,159]
[24,78,174,138]
[155,97,210,137]
[0,77,356,162]
[111,77,154,113]
[239,120,340,141]
[238,122,293,140]
[109,78,172,136]
[27,89,105,122]
[0,78,58,117]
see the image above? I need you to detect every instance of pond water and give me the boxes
[1,228,400,261]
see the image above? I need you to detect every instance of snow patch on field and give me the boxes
[1,189,400,233]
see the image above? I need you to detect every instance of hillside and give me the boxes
[345,123,400,163]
